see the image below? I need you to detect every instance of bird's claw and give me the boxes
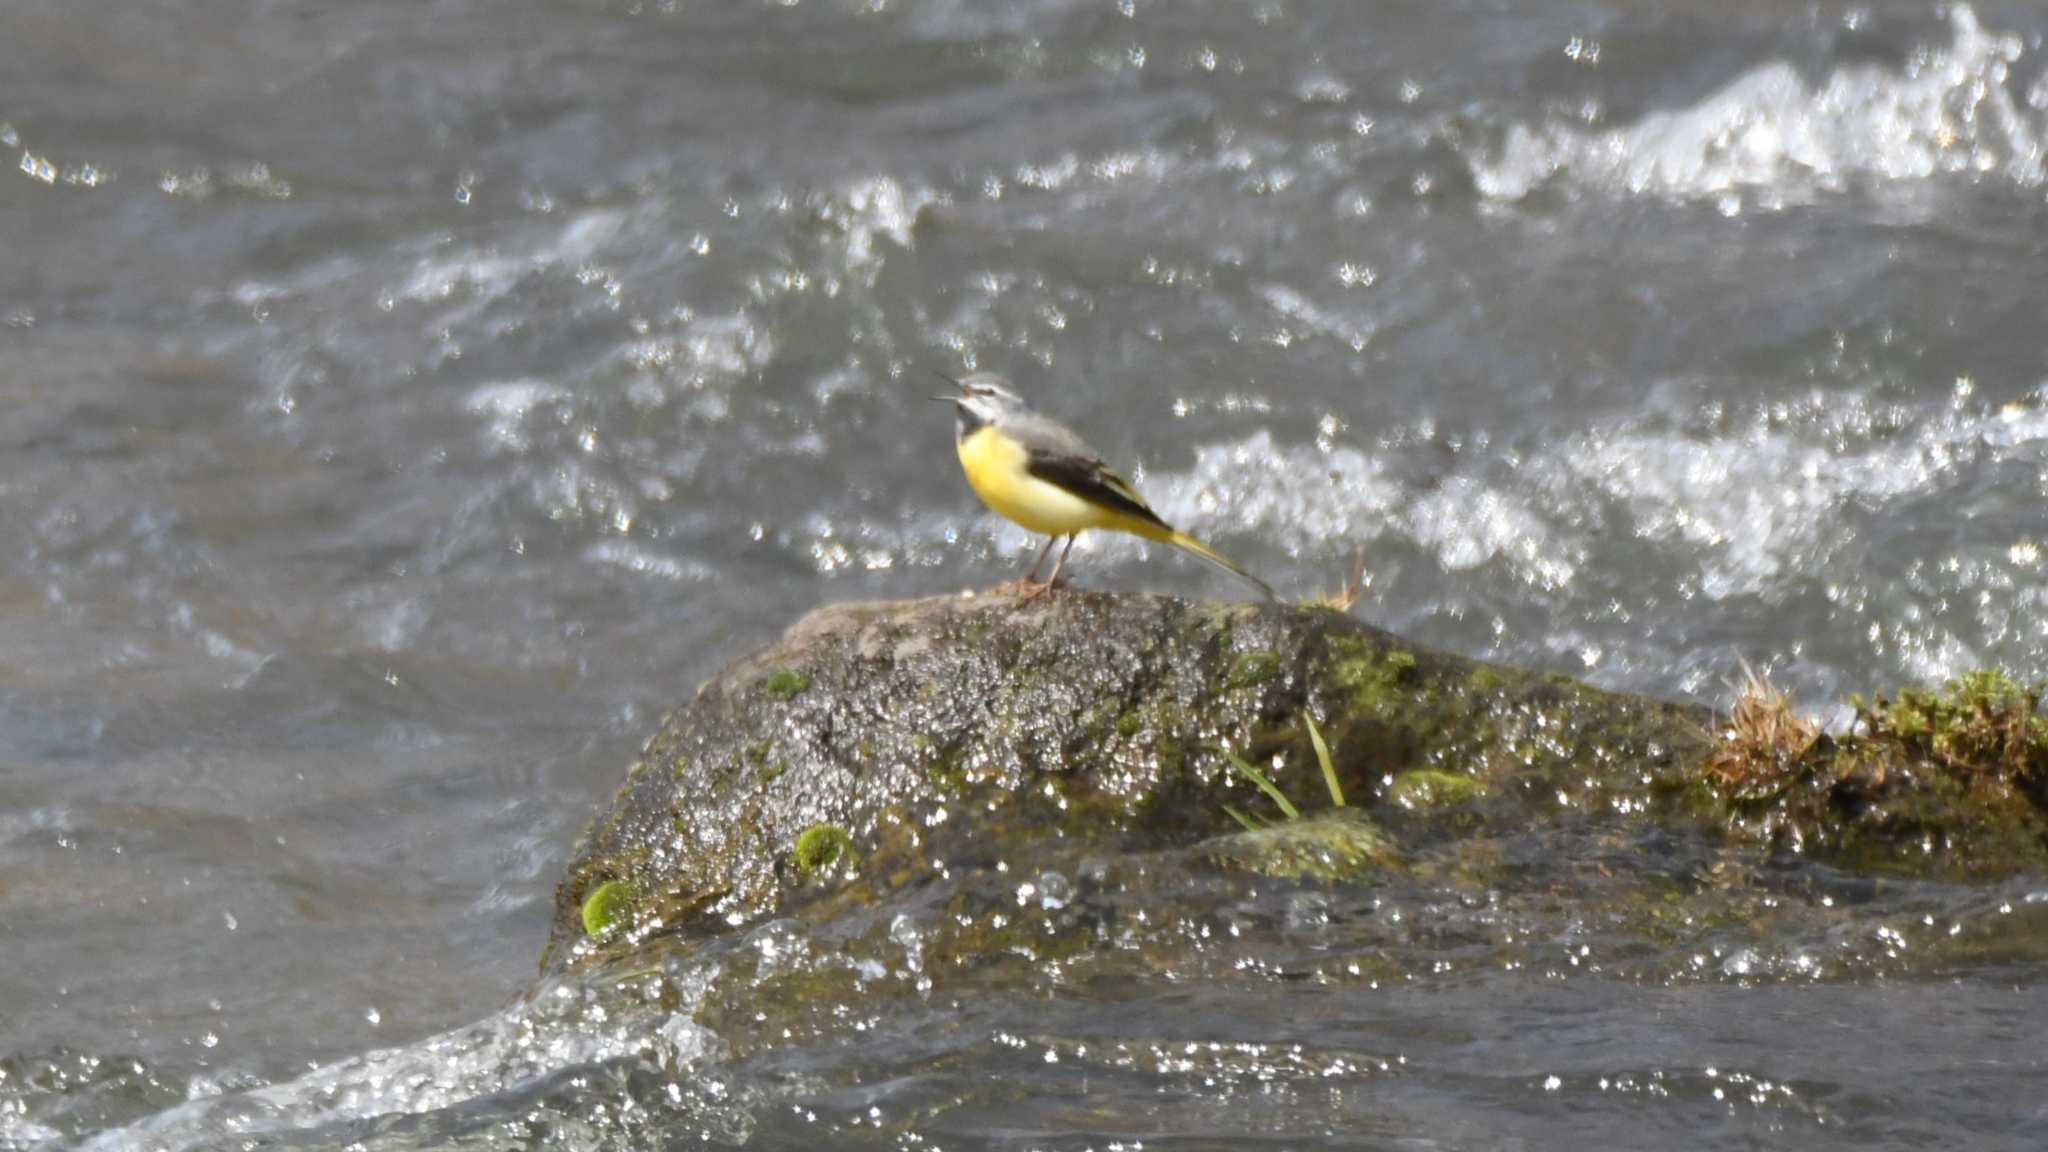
[1004,574,1071,603]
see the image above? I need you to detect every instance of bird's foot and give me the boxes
[1013,577,1056,603]
[1008,573,1073,603]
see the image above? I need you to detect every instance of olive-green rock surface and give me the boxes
[547,590,2048,975]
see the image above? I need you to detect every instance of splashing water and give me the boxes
[7,1,2048,1148]
[1471,7,2044,206]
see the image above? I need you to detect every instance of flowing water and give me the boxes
[5,1,2048,1147]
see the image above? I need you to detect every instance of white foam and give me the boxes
[1471,6,2041,204]
[385,207,628,325]
[1032,381,2039,687]
[1139,430,1577,590]
[465,379,570,451]
[1158,429,1403,550]
[1555,394,2028,603]
[81,970,723,1152]
[1405,476,1578,591]
[585,539,716,583]
[1258,283,1373,351]
[827,176,936,268]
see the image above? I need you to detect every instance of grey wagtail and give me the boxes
[935,371,1275,600]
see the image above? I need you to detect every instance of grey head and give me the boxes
[934,371,1031,439]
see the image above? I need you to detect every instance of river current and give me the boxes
[4,2,2047,1148]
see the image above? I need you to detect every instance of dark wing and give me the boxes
[1025,445,1173,533]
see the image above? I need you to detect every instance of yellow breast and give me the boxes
[956,425,1116,537]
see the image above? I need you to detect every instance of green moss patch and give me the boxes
[1698,667,2048,874]
[1206,809,1396,882]
[1323,635,1419,717]
[1388,769,1482,809]
[1227,649,1283,690]
[763,668,809,701]
[1856,670,2048,781]
[581,880,637,939]
[792,823,854,879]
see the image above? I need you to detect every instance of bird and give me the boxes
[934,370,1275,601]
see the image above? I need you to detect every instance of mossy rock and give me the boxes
[1388,769,1483,809]
[762,668,808,701]
[1205,808,1397,881]
[547,590,2048,976]
[1227,649,1285,690]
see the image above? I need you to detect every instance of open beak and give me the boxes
[926,367,968,403]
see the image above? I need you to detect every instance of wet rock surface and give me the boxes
[548,591,2048,982]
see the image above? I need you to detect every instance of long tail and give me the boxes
[1162,530,1277,602]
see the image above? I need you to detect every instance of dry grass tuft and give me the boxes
[1704,661,1819,798]
[1308,550,1371,614]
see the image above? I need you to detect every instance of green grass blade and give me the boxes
[1220,803,1262,832]
[1227,752,1300,821]
[1305,711,1344,808]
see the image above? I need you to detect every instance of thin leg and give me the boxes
[1023,536,1059,583]
[1016,535,1076,602]
[1043,535,1076,587]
